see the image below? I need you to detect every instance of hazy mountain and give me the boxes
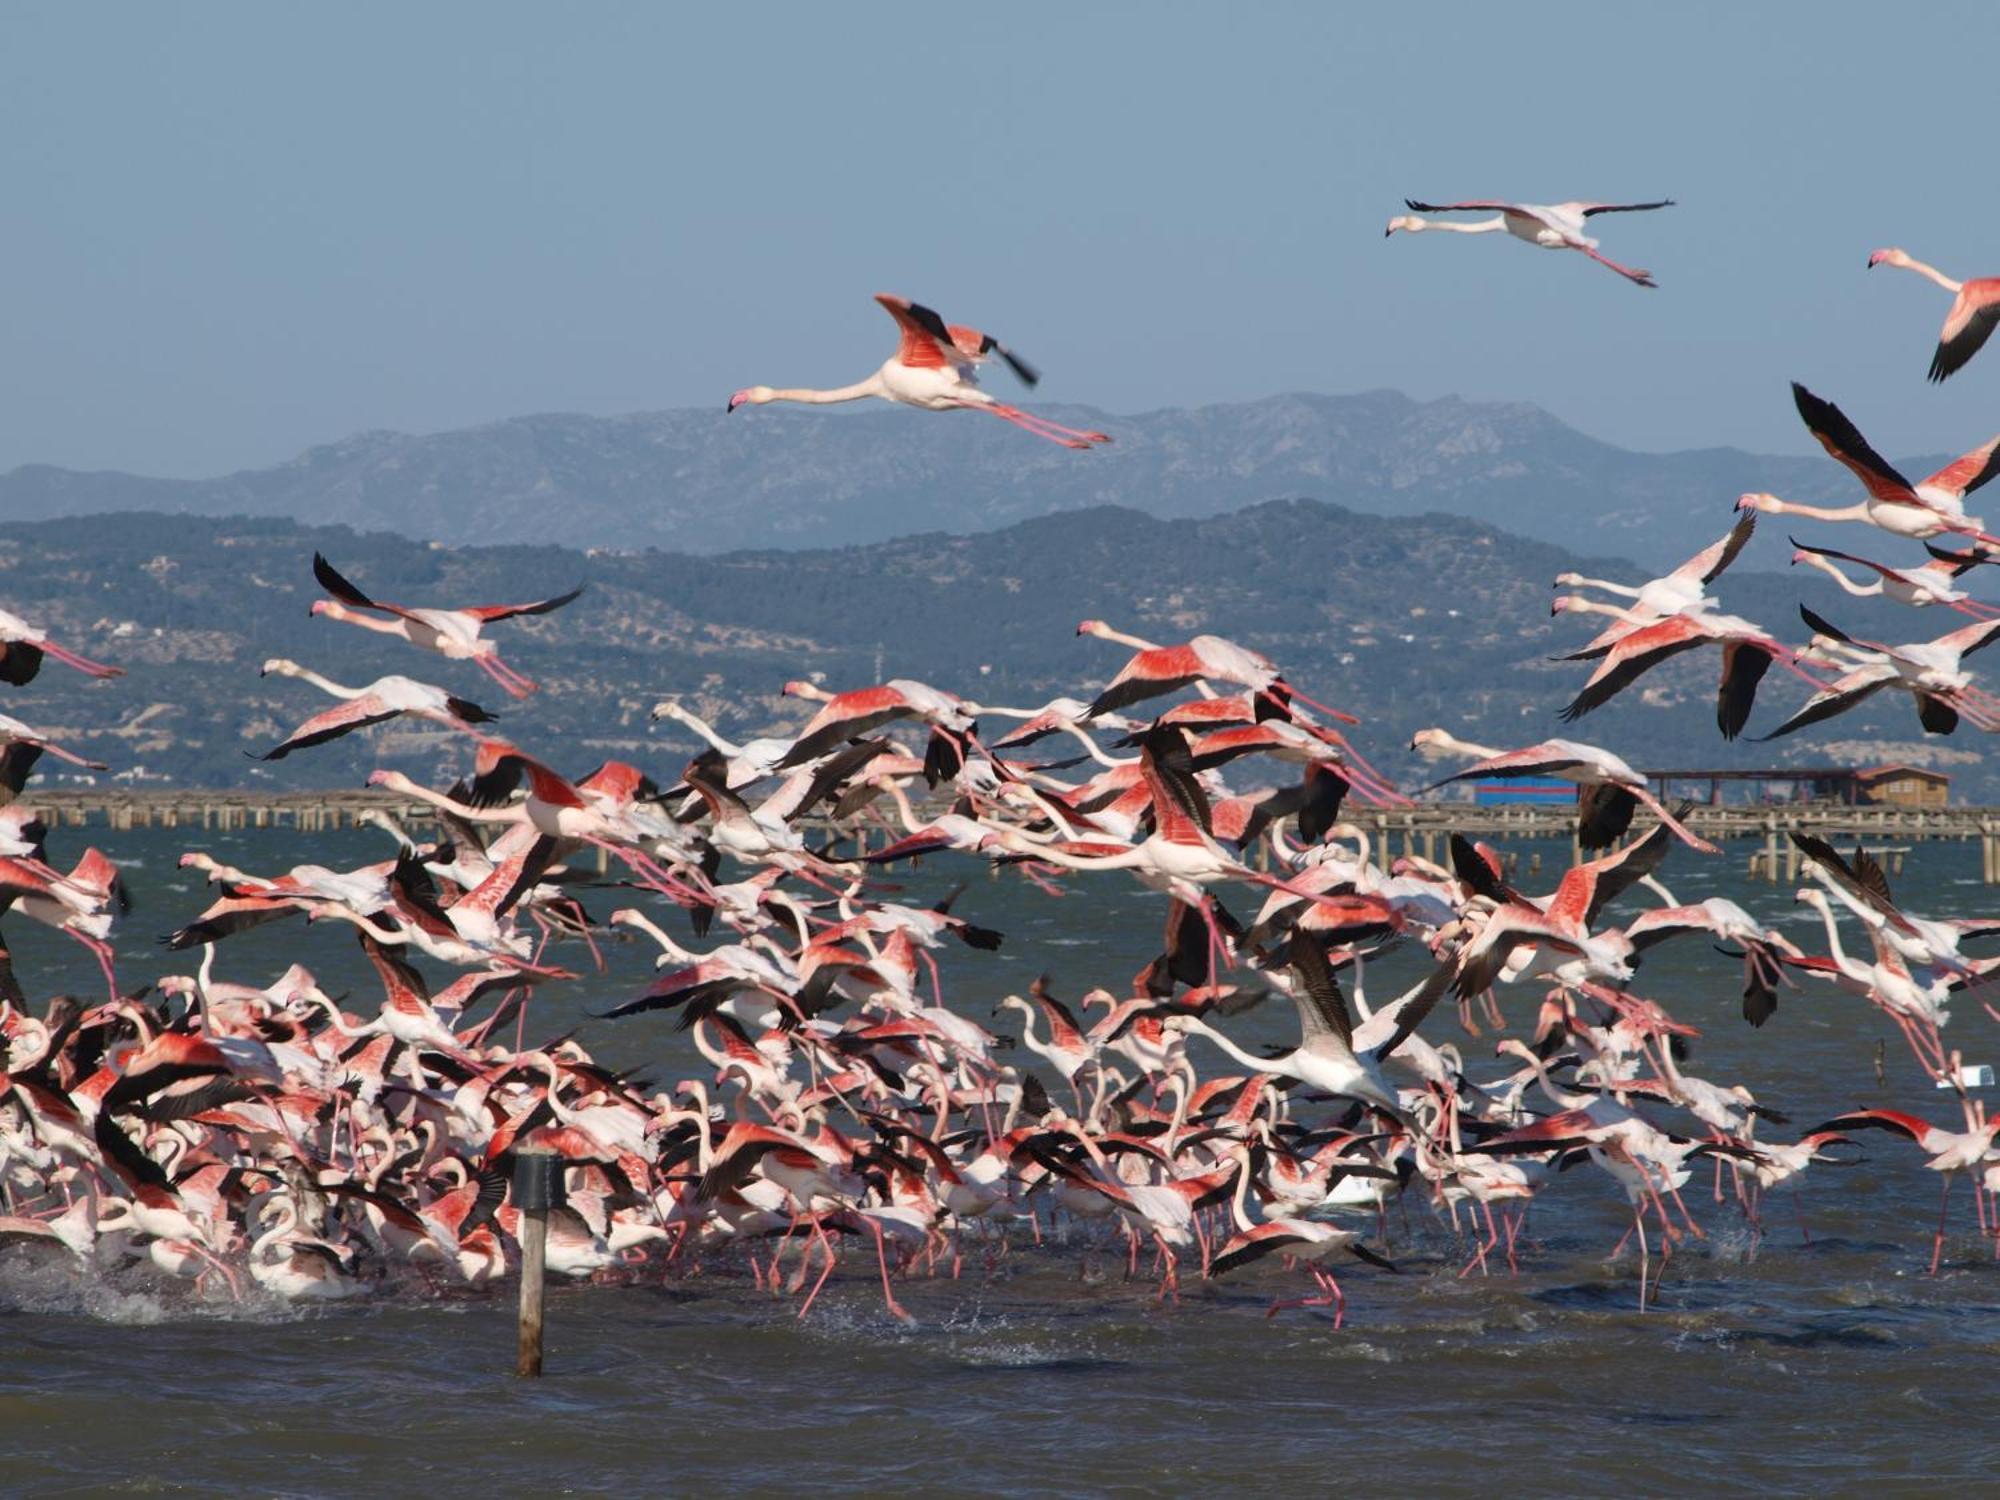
[0,391,1898,570]
[0,501,1971,797]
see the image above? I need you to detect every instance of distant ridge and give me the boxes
[0,390,1881,569]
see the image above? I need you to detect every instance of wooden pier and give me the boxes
[1351,803,1996,883]
[19,789,440,835]
[17,791,2000,884]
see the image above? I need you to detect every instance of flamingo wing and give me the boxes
[1931,280,2000,384]
[1715,638,1777,741]
[1790,535,1889,575]
[946,323,1040,387]
[777,686,916,769]
[1403,198,1529,216]
[1790,383,1916,504]
[1920,434,2000,500]
[1749,670,1892,741]
[466,586,586,623]
[257,695,402,760]
[1207,1223,1312,1277]
[1086,644,1210,718]
[1136,726,1214,840]
[1559,617,1708,722]
[1808,1109,1940,1150]
[1927,615,2000,660]
[312,553,414,619]
[1679,511,1756,585]
[874,294,956,371]
[1286,933,1356,1050]
[1915,692,1960,736]
[1421,745,1595,792]
[1575,199,1676,216]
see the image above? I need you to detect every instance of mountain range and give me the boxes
[0,390,1920,571]
[0,501,1970,797]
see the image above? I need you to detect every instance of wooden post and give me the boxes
[513,1147,562,1378]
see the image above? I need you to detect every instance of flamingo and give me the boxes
[1868,247,2000,383]
[726,293,1111,450]
[1409,728,1716,853]
[1809,1107,2000,1273]
[1736,384,2000,548]
[1756,606,2000,738]
[254,659,497,760]
[0,713,108,772]
[1553,607,1810,740]
[773,678,978,772]
[1206,1147,1396,1326]
[310,553,582,700]
[1552,512,1757,624]
[1791,537,1996,616]
[0,606,122,683]
[1386,198,1674,286]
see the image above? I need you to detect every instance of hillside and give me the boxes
[0,502,1975,798]
[0,391,1895,571]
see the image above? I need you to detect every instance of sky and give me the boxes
[3,2,1997,478]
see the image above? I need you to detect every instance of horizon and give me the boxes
[5,3,1998,479]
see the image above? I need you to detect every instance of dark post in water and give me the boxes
[513,1146,563,1377]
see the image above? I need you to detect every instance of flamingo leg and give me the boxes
[973,403,1094,449]
[1932,1174,1953,1276]
[1573,242,1657,288]
[976,401,1112,447]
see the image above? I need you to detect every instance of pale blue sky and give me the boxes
[3,2,1995,477]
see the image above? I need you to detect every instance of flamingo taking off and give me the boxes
[1869,247,2000,383]
[726,294,1112,450]
[1386,198,1674,287]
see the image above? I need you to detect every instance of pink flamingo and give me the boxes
[727,293,1111,450]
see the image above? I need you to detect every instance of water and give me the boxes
[6,826,2000,1495]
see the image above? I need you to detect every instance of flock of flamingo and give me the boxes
[4,210,2000,1325]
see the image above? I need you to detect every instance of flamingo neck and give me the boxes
[764,377,883,406]
[1766,499,1871,524]
[1409,215,1506,234]
[1797,554,1877,597]
[1567,577,1641,599]
[1896,256,1963,294]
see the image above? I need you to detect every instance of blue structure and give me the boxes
[1472,777,1578,806]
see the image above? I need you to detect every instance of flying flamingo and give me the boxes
[1385,198,1674,286]
[1552,607,1812,740]
[310,553,582,700]
[1758,605,2000,738]
[254,659,498,760]
[1868,247,2000,383]
[726,294,1112,450]
[1552,512,1757,626]
[1736,385,2000,548]
[1790,537,1996,616]
[1409,728,1716,853]
[0,713,108,772]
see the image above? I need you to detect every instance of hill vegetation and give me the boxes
[0,501,1967,797]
